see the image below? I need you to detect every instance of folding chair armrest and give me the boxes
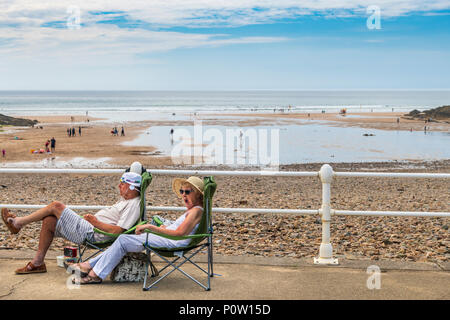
[143,229,210,241]
[125,220,148,234]
[92,228,121,238]
[90,228,116,238]
[93,220,148,237]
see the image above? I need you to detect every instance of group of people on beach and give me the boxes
[67,127,81,137]
[111,126,125,136]
[44,137,56,153]
[1,162,205,285]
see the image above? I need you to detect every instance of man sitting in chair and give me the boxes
[68,176,204,285]
[1,171,142,275]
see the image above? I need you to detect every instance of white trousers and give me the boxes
[88,232,189,280]
[88,233,147,280]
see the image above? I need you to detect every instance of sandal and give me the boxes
[64,262,90,278]
[1,208,20,234]
[74,275,103,285]
[15,261,47,274]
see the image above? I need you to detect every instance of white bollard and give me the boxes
[314,164,339,265]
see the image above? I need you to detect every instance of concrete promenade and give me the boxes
[0,250,449,300]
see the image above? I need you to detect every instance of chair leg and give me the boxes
[143,245,211,291]
[209,240,214,277]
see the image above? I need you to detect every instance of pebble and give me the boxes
[0,161,449,263]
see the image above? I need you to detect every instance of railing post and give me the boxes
[314,164,339,265]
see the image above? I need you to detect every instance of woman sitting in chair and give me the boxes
[71,176,204,284]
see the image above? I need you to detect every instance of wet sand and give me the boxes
[2,111,448,167]
[215,111,450,131]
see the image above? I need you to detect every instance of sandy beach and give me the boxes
[0,112,449,264]
[1,111,448,165]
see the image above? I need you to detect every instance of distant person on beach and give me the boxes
[121,126,125,136]
[50,137,56,153]
[79,126,82,136]
[45,140,50,152]
[67,176,204,285]
[2,149,5,158]
[67,128,71,137]
[72,127,76,137]
[1,171,142,275]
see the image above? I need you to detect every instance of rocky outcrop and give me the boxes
[405,105,450,121]
[0,114,38,126]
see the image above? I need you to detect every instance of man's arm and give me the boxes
[83,214,125,234]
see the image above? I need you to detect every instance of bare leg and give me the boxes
[12,201,66,230]
[31,216,57,266]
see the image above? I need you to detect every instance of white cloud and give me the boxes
[0,1,448,69]
[2,1,450,29]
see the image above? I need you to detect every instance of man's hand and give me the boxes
[83,214,98,227]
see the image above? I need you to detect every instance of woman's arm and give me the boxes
[136,208,202,236]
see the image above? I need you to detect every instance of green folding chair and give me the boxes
[78,170,152,262]
[142,176,217,291]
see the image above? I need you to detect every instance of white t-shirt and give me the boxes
[94,196,141,231]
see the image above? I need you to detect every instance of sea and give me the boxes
[1,90,450,120]
[1,90,449,166]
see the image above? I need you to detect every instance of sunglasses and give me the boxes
[179,189,194,195]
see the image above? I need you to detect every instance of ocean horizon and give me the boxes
[1,90,450,121]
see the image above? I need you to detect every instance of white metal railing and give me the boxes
[1,165,449,265]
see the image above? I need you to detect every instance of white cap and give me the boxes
[120,172,142,190]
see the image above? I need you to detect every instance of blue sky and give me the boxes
[0,1,449,90]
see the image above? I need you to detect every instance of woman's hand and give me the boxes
[136,224,155,235]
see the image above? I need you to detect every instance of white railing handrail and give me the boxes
[0,168,318,177]
[0,204,318,216]
[334,172,450,179]
[1,168,449,178]
[0,204,448,218]
[1,165,449,265]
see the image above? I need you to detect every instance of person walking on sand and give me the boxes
[1,171,142,275]
[79,126,82,136]
[121,126,125,136]
[2,149,5,158]
[50,137,56,153]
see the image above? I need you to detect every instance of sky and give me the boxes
[1,0,450,90]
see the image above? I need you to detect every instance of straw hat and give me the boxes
[172,176,204,197]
